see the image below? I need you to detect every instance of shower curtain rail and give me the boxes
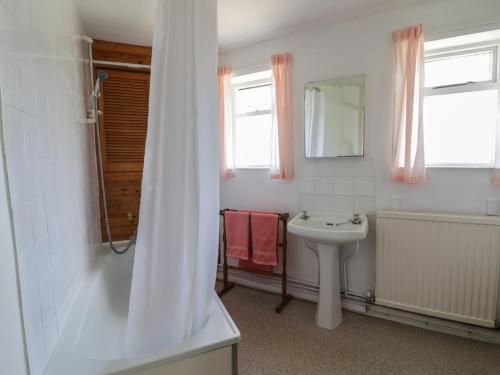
[218,209,292,313]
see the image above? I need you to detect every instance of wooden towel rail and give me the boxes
[218,209,292,313]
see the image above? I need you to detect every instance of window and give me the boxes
[231,70,273,169]
[423,43,500,167]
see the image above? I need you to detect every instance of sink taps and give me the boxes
[300,210,310,220]
[335,213,362,226]
[351,213,361,224]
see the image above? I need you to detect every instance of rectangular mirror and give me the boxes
[304,74,365,158]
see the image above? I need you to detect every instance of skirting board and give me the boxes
[217,266,500,345]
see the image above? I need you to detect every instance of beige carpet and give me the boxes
[218,284,500,375]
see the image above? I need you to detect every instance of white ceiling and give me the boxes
[76,0,416,50]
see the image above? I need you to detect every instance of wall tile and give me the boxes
[315,176,334,195]
[298,193,316,211]
[297,176,315,194]
[355,196,376,215]
[354,176,376,196]
[333,195,354,213]
[30,0,50,34]
[333,176,354,195]
[14,0,30,30]
[389,195,401,210]
[315,195,334,212]
[1,0,15,13]
[354,157,375,177]
[0,1,15,34]
[333,159,354,176]
[314,159,334,176]
[295,156,375,216]
[0,2,100,374]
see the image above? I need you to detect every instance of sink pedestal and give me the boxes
[287,212,368,330]
[316,244,342,329]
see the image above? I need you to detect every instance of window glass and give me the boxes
[234,114,272,168]
[231,70,272,85]
[235,84,271,114]
[424,90,498,166]
[423,42,499,168]
[231,70,273,168]
[425,50,493,88]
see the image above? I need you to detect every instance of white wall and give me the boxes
[0,0,101,374]
[220,0,500,299]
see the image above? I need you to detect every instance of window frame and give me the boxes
[231,71,273,169]
[423,42,500,168]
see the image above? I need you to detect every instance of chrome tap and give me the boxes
[351,213,361,224]
[335,213,362,227]
[300,210,310,220]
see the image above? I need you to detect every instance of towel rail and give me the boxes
[218,209,292,313]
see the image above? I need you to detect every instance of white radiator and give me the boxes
[376,210,500,328]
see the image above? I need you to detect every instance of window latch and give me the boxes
[432,81,476,90]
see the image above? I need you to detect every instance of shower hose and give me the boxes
[93,94,137,254]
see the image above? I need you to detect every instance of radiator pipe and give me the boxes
[342,241,373,303]
[343,241,359,296]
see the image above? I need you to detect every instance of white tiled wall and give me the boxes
[0,1,100,374]
[296,157,376,215]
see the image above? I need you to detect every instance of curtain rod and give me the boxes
[93,60,151,69]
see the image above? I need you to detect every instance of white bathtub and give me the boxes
[45,248,240,375]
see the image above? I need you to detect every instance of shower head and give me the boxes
[96,71,108,81]
[92,71,109,99]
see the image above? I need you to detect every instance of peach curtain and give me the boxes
[270,53,294,180]
[218,66,235,178]
[390,24,426,184]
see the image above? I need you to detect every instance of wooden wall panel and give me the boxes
[92,39,152,65]
[93,40,151,242]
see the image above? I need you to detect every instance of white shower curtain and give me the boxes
[125,0,219,356]
[304,88,325,157]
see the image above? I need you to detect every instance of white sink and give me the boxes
[288,212,368,329]
[288,213,368,245]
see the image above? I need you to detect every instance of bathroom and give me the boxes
[1,0,500,374]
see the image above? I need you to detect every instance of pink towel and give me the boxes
[251,213,279,266]
[225,211,250,260]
